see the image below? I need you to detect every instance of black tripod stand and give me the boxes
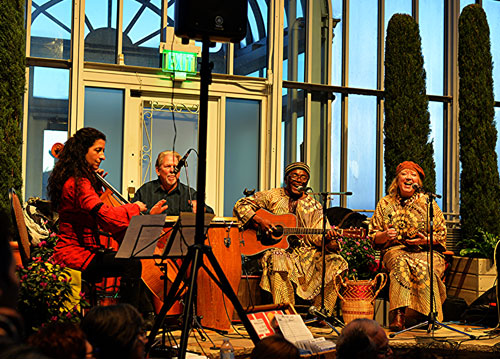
[145,38,260,359]
[389,190,475,339]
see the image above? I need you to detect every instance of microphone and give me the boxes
[308,306,344,327]
[411,183,423,192]
[174,149,192,174]
[411,183,442,199]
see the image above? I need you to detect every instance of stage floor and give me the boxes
[148,321,500,359]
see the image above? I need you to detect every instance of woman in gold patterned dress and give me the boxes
[233,162,348,314]
[368,161,447,331]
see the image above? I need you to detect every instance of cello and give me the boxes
[95,172,185,315]
[51,142,184,314]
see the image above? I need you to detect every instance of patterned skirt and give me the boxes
[383,245,447,320]
[259,246,348,314]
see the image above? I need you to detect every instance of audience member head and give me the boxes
[27,322,92,359]
[0,217,19,309]
[250,335,300,359]
[81,304,145,359]
[336,319,393,359]
[0,218,24,346]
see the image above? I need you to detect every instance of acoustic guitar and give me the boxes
[240,208,366,256]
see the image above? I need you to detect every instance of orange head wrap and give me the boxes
[396,161,425,179]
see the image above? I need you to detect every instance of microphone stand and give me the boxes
[389,189,475,339]
[307,189,351,327]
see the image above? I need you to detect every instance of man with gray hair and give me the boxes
[336,319,393,359]
[134,150,213,215]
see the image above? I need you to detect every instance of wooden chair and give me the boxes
[9,188,31,266]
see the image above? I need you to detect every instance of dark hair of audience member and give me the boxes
[0,217,19,309]
[81,303,145,359]
[336,319,378,359]
[27,322,90,359]
[250,335,300,359]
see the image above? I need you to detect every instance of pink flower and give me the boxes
[50,316,58,321]
[40,282,48,288]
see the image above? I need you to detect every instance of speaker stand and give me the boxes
[145,38,260,359]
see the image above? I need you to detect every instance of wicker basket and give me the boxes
[334,272,387,324]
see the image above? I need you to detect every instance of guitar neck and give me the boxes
[282,227,324,236]
[282,227,365,238]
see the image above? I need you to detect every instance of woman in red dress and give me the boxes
[48,127,148,308]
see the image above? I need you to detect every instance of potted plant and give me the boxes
[16,232,89,334]
[446,229,498,304]
[334,236,387,324]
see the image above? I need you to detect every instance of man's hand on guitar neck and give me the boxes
[251,212,276,236]
[325,227,340,251]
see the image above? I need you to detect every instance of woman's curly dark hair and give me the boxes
[48,127,106,210]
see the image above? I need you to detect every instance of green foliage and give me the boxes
[384,14,435,192]
[458,229,499,260]
[0,0,25,230]
[16,233,89,334]
[458,5,500,242]
[338,236,378,280]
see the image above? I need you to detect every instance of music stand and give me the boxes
[145,38,260,359]
[116,214,172,259]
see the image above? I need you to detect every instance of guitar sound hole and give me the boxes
[271,225,284,238]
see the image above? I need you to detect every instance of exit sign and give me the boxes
[162,50,197,80]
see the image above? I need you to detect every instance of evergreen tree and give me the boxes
[384,14,435,192]
[0,0,25,229]
[458,5,500,240]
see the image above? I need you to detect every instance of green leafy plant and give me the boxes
[338,236,378,280]
[16,232,89,334]
[384,14,436,192]
[457,228,499,260]
[0,0,25,232]
[458,5,500,241]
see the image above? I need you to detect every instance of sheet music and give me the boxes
[274,314,314,344]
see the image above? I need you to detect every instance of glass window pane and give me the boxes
[85,0,118,63]
[282,89,305,165]
[331,93,342,200]
[419,0,444,95]
[348,1,377,89]
[346,96,376,212]
[282,0,305,82]
[224,99,261,216]
[429,101,444,208]
[84,88,125,191]
[141,104,199,189]
[234,0,268,77]
[484,0,500,100]
[123,0,162,68]
[331,1,342,86]
[460,0,475,12]
[26,67,69,200]
[385,0,412,28]
[30,0,72,59]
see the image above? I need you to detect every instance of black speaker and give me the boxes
[174,0,248,43]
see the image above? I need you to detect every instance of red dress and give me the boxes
[54,177,140,270]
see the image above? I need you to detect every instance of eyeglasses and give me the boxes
[288,173,309,181]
